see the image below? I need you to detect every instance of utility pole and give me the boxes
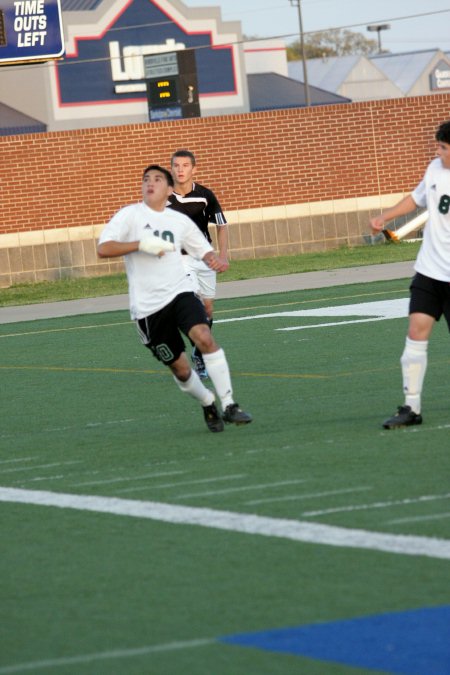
[289,0,311,107]
[366,23,390,54]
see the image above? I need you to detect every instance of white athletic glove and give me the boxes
[138,235,175,256]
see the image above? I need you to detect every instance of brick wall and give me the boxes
[1,94,449,286]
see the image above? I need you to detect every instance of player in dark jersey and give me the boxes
[168,149,229,378]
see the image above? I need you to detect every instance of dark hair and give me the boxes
[142,164,174,187]
[435,121,450,145]
[171,149,196,166]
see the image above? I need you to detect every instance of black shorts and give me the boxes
[136,292,209,365]
[409,272,450,331]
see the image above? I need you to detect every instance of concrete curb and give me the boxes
[0,261,414,325]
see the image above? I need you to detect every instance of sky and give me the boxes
[183,0,450,54]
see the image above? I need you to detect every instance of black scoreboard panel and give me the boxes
[147,77,178,107]
[144,50,200,121]
[144,51,179,78]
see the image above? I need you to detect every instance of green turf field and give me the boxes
[1,277,449,674]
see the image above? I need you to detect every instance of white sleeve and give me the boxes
[412,177,427,208]
[180,215,214,259]
[98,206,133,244]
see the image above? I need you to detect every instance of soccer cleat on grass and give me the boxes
[222,403,253,426]
[203,402,224,432]
[192,348,208,379]
[382,405,422,429]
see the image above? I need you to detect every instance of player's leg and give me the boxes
[136,306,223,432]
[383,274,438,429]
[191,296,214,379]
[193,263,216,377]
[169,352,224,433]
[189,322,252,425]
[402,312,433,406]
[182,256,209,378]
[190,264,216,379]
[177,293,252,426]
[191,343,208,379]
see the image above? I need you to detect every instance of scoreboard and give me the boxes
[144,49,200,122]
[147,77,178,107]
[0,0,64,64]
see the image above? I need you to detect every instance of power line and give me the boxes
[107,20,173,32]
[1,8,450,73]
[301,8,450,37]
[223,3,450,29]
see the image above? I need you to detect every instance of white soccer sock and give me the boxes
[203,348,234,409]
[400,336,428,414]
[173,370,214,407]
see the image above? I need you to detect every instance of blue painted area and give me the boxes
[56,0,235,104]
[220,606,450,675]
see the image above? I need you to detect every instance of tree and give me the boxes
[286,29,380,61]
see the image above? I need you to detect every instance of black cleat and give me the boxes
[203,402,224,432]
[382,405,422,429]
[222,403,252,426]
[192,349,208,379]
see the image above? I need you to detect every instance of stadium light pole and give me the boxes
[289,0,311,107]
[366,23,390,54]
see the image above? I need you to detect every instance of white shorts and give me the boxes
[182,255,216,299]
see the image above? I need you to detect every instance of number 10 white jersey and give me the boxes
[99,202,213,319]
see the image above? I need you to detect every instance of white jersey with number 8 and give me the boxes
[412,157,450,281]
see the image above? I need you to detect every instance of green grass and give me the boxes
[0,241,420,307]
[1,278,449,674]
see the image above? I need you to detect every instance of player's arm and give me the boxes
[216,225,229,271]
[181,218,226,272]
[203,250,228,273]
[207,189,230,270]
[369,195,418,233]
[98,240,139,257]
[98,236,174,258]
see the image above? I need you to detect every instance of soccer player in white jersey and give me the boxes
[168,149,229,379]
[370,120,450,428]
[98,165,251,432]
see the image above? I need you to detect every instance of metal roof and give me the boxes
[60,0,101,9]
[371,49,443,93]
[288,55,361,91]
[288,49,450,96]
[248,72,350,111]
[0,103,46,136]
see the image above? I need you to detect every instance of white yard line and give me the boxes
[0,638,214,674]
[303,493,450,517]
[0,321,129,340]
[0,487,449,560]
[277,317,385,331]
[0,462,81,474]
[12,475,66,484]
[116,474,247,494]
[0,457,36,465]
[387,512,450,525]
[245,487,372,505]
[405,423,450,432]
[72,471,186,487]
[178,479,308,499]
[1,419,136,438]
[45,419,136,433]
